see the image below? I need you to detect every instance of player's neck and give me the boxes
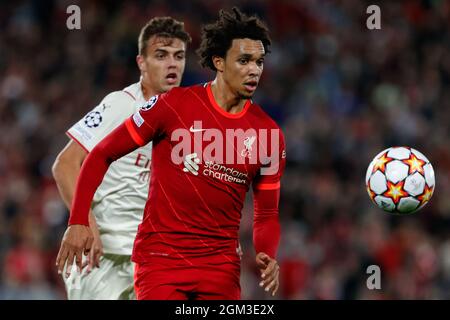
[210,79,247,114]
[140,79,159,101]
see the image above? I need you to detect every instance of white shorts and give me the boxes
[63,254,135,300]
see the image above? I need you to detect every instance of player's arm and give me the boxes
[253,185,281,297]
[56,90,176,276]
[52,141,103,272]
[52,140,86,209]
[56,123,141,276]
[252,129,286,297]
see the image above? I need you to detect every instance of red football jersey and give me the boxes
[124,82,286,265]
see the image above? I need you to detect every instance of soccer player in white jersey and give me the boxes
[52,17,191,300]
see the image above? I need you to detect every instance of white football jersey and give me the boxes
[67,81,150,255]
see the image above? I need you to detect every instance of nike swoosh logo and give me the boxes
[189,126,207,133]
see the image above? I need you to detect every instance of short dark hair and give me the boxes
[138,17,192,56]
[197,7,271,71]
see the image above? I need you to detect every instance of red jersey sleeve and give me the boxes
[69,124,140,225]
[124,88,181,146]
[68,89,183,226]
[253,129,286,190]
[252,129,286,258]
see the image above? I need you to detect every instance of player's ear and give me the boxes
[137,55,147,72]
[212,56,224,73]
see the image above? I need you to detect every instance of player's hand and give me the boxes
[56,225,94,278]
[83,227,103,274]
[256,252,280,297]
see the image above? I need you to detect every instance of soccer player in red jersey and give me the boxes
[52,17,191,299]
[56,7,286,300]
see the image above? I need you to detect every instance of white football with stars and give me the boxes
[366,147,435,214]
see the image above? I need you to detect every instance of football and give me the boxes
[365,147,435,214]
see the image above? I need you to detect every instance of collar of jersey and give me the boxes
[206,82,251,119]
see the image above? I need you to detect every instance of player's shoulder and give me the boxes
[97,81,141,106]
[101,90,136,107]
[249,101,282,131]
[157,84,205,107]
[162,84,203,98]
[160,86,187,99]
[95,83,140,114]
[121,81,141,101]
[82,88,136,125]
[249,102,286,150]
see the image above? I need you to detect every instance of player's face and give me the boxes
[138,36,186,93]
[223,38,265,99]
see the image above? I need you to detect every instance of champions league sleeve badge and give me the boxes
[84,111,103,128]
[140,95,159,111]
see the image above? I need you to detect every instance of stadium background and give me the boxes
[0,0,449,299]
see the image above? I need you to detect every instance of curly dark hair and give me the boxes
[138,17,192,56]
[197,7,271,71]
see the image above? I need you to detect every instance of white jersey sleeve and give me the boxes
[67,91,135,152]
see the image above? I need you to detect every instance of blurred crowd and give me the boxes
[0,0,449,299]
